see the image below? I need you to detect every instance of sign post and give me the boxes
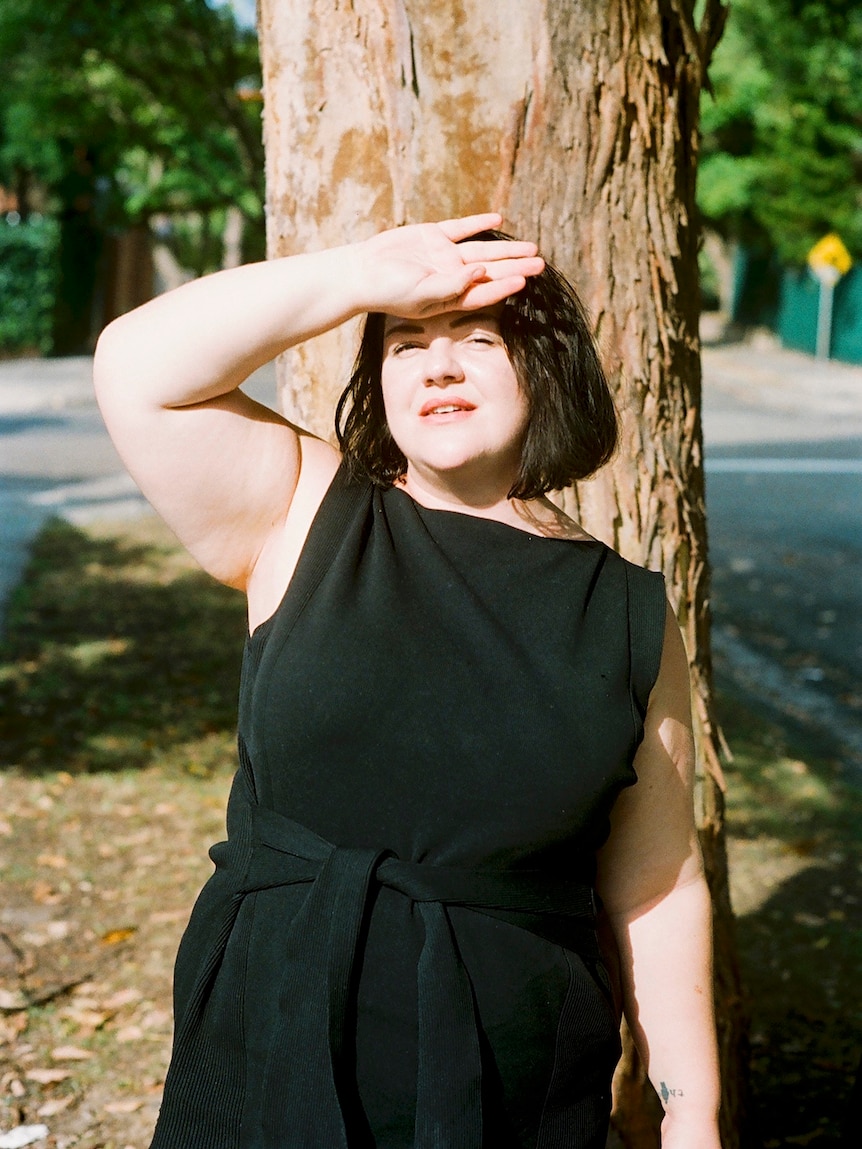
[807,233,853,360]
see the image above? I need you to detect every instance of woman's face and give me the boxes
[380,308,529,495]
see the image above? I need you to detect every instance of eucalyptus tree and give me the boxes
[257,2,747,1144]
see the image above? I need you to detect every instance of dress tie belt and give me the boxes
[168,801,601,1149]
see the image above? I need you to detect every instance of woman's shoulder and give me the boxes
[245,438,343,635]
[513,495,597,541]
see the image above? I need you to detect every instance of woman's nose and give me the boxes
[423,339,464,384]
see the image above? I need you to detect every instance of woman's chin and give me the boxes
[404,453,519,503]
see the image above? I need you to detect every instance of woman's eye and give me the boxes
[392,341,420,355]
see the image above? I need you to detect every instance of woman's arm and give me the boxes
[93,213,543,588]
[596,603,721,1147]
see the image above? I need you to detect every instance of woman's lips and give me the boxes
[419,398,476,417]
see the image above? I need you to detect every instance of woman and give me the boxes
[94,212,720,1148]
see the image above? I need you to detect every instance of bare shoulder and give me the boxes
[245,436,341,634]
[647,602,694,720]
[595,600,701,915]
[285,435,343,531]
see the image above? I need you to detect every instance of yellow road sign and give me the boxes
[808,233,853,277]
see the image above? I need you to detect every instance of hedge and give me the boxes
[0,215,60,356]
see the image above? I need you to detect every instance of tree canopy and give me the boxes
[0,0,265,266]
[698,0,862,262]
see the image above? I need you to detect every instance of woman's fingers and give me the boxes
[470,254,545,281]
[436,216,540,264]
[454,239,539,264]
[415,263,487,307]
[443,256,544,298]
[457,275,529,310]
[437,212,504,242]
[357,216,543,315]
[415,256,543,312]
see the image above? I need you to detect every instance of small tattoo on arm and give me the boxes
[659,1081,685,1102]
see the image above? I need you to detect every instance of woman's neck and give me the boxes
[396,468,594,541]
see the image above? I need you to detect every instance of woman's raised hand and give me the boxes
[354,213,545,317]
[93,210,542,594]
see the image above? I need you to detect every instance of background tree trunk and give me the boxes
[257,2,747,1144]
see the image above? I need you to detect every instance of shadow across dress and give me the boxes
[149,463,666,1149]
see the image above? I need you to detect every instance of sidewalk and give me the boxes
[701,339,862,445]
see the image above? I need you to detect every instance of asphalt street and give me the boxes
[0,356,277,629]
[701,344,862,778]
[1,343,860,777]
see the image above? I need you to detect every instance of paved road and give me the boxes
[701,344,862,777]
[0,356,276,631]
[1,343,860,775]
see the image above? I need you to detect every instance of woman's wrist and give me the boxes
[338,231,414,317]
[660,1104,722,1148]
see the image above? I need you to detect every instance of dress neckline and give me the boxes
[389,483,599,546]
[248,473,601,644]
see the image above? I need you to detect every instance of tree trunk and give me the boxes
[257,2,747,1144]
[500,10,747,1139]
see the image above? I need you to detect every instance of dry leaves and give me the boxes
[103,1100,143,1115]
[49,1047,94,1062]
[24,1071,72,1086]
[0,990,27,1012]
[0,1124,50,1149]
[99,927,138,947]
[1,970,174,1142]
[0,767,230,1147]
[36,1097,74,1117]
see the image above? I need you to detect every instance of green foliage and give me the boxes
[0,215,59,354]
[699,0,862,262]
[0,0,265,262]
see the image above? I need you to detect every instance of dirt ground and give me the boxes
[0,764,230,1148]
[1,516,860,1148]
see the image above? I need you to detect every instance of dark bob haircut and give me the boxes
[335,230,618,500]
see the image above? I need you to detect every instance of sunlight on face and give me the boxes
[380,309,529,495]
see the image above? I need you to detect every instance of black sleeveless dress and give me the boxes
[149,464,666,1149]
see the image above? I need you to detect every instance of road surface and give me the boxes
[0,356,276,630]
[701,343,862,778]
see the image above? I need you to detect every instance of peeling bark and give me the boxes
[258,0,535,433]
[258,2,745,1144]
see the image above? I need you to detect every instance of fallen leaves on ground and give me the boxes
[0,764,231,1148]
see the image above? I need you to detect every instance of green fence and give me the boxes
[831,266,862,364]
[775,268,821,357]
[728,245,862,365]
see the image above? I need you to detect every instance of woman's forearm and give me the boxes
[88,217,542,587]
[94,216,542,414]
[95,245,368,410]
[610,874,721,1146]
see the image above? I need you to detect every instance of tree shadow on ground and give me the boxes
[740,867,861,1147]
[0,516,247,775]
[718,690,862,1146]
